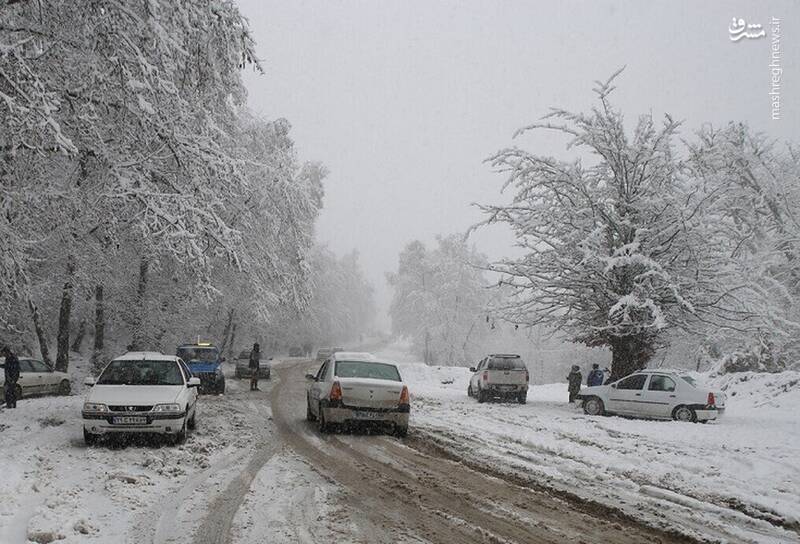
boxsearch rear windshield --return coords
[334,361,401,381]
[681,375,697,387]
[488,357,526,370]
[98,360,184,386]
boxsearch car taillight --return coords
[399,385,409,404]
[330,381,343,402]
[525,370,530,382]
[707,392,716,407]
[482,371,488,381]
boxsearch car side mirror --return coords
[84,377,96,387]
[611,383,617,389]
[188,377,201,388]
[268,357,273,361]
[305,373,316,381]
[220,357,226,363]
[469,367,476,373]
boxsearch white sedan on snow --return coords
[82,352,200,445]
[578,369,726,422]
[1,357,71,400]
[305,351,410,437]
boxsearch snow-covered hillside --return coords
[388,356,800,544]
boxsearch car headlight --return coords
[153,403,181,412]
[83,402,108,412]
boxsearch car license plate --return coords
[498,385,514,391]
[352,411,382,420]
[112,416,147,425]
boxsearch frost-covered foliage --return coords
[277,246,376,348]
[477,71,749,379]
[686,123,800,369]
[0,1,324,366]
[388,235,491,366]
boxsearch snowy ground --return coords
[377,345,800,544]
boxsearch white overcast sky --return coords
[237,0,799,329]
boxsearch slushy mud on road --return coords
[267,360,693,544]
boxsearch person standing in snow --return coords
[2,346,21,408]
[586,363,604,387]
[566,365,582,403]
[249,343,261,391]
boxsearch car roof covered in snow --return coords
[113,351,178,362]
[331,351,378,363]
[636,368,691,375]
[488,353,520,358]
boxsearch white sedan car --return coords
[578,369,726,422]
[82,352,200,445]
[305,352,410,437]
[1,357,71,400]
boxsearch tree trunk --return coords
[218,309,235,354]
[91,285,105,373]
[55,257,76,372]
[71,317,87,353]
[27,294,52,366]
[609,335,655,380]
[227,320,237,359]
[130,257,149,350]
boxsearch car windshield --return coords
[334,361,401,381]
[177,347,218,362]
[681,375,697,387]
[488,357,526,370]
[98,360,184,386]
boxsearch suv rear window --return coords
[334,361,401,381]
[487,357,526,370]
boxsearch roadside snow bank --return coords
[390,355,800,544]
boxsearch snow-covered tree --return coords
[477,71,749,379]
[388,235,490,366]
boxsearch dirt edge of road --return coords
[407,428,705,544]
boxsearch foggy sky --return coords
[237,0,799,330]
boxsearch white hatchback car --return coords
[578,369,726,422]
[305,352,410,437]
[82,352,200,445]
[1,357,71,400]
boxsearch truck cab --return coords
[176,343,226,394]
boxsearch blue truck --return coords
[176,342,226,394]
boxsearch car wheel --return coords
[317,403,330,433]
[218,379,226,395]
[306,396,317,422]
[518,393,527,404]
[477,388,487,403]
[58,380,71,396]
[83,428,98,446]
[583,397,605,416]
[395,425,408,438]
[172,419,187,445]
[467,385,473,397]
[672,405,697,423]
[187,407,197,430]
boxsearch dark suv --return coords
[176,343,226,394]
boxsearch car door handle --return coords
[635,393,641,396]
[669,394,676,398]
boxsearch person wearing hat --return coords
[249,343,261,391]
[566,365,582,403]
[587,363,605,387]
[2,346,21,408]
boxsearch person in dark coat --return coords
[2,346,21,408]
[249,343,261,391]
[566,365,582,403]
[586,363,604,387]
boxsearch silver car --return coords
[305,352,410,437]
[234,350,271,379]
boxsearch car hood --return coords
[86,385,182,405]
[186,361,219,373]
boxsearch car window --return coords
[18,360,34,373]
[98,360,184,386]
[29,360,51,373]
[681,375,697,387]
[648,375,676,392]
[487,357,526,370]
[616,374,647,390]
[176,347,219,362]
[334,361,401,382]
